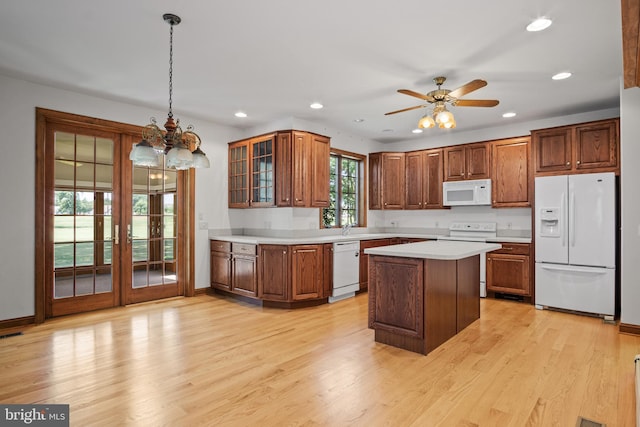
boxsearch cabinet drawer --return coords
[210,240,231,253]
[232,243,257,255]
[491,243,530,255]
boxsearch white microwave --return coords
[443,179,492,206]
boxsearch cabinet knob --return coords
[384,202,388,206]
[460,172,464,176]
[467,172,471,176]
[285,198,290,201]
[283,250,287,254]
[566,162,570,166]
[418,202,422,206]
[576,160,581,165]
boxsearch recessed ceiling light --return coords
[526,17,552,32]
[354,118,365,123]
[502,112,516,118]
[310,102,323,109]
[552,72,572,80]
[234,111,247,118]
[412,128,423,134]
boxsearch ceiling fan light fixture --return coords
[310,102,323,109]
[418,114,435,129]
[527,17,552,32]
[439,119,456,129]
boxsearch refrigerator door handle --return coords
[569,191,576,247]
[540,264,609,274]
[560,193,566,247]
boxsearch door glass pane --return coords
[52,131,114,300]
[133,240,148,262]
[165,170,177,192]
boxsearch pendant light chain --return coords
[168,21,174,119]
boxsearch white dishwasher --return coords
[330,241,360,303]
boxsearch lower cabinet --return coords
[258,245,290,301]
[486,243,531,296]
[291,244,324,300]
[210,240,257,297]
[359,239,392,292]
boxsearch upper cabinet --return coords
[228,134,275,208]
[405,149,444,209]
[229,130,330,208]
[491,136,531,207]
[369,152,405,209]
[443,142,490,181]
[532,118,619,176]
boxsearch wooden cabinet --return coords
[359,238,392,291]
[405,149,444,209]
[275,131,330,208]
[230,130,330,209]
[291,244,324,300]
[210,240,231,291]
[369,152,405,209]
[443,142,489,181]
[486,243,531,297]
[532,118,619,175]
[323,243,333,298]
[210,240,257,297]
[258,245,290,301]
[491,137,531,207]
[228,134,275,208]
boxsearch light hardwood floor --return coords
[0,293,638,426]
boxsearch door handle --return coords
[114,225,119,245]
[127,224,132,245]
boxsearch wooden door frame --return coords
[34,108,195,323]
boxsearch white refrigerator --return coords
[534,172,616,318]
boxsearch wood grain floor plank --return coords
[0,293,638,426]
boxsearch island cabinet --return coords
[531,118,619,176]
[443,142,489,181]
[369,152,405,209]
[275,131,330,208]
[210,240,258,297]
[490,136,531,207]
[368,253,482,355]
[405,149,444,209]
[486,243,531,297]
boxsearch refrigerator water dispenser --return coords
[539,208,560,237]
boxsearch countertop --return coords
[208,231,530,245]
[364,240,502,260]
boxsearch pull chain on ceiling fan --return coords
[385,76,499,129]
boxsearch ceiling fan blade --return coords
[384,104,427,115]
[398,89,435,102]
[448,79,488,99]
[454,99,499,107]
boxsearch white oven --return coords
[438,222,497,297]
[443,179,492,206]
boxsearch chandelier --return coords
[129,13,210,170]
[418,101,456,129]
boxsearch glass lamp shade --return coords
[418,115,435,129]
[165,142,194,170]
[130,140,161,167]
[191,147,211,168]
[439,119,456,129]
[435,110,454,124]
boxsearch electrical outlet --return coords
[199,221,208,230]
[507,222,512,230]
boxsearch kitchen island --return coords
[365,240,501,355]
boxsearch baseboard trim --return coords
[194,288,209,296]
[619,323,640,336]
[0,315,35,331]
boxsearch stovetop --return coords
[439,222,497,241]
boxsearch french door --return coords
[37,109,192,319]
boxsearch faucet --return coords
[341,223,352,236]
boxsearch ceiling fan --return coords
[385,76,499,129]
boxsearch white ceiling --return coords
[0,1,623,143]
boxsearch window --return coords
[322,149,366,228]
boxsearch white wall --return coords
[0,73,241,319]
[620,84,640,326]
